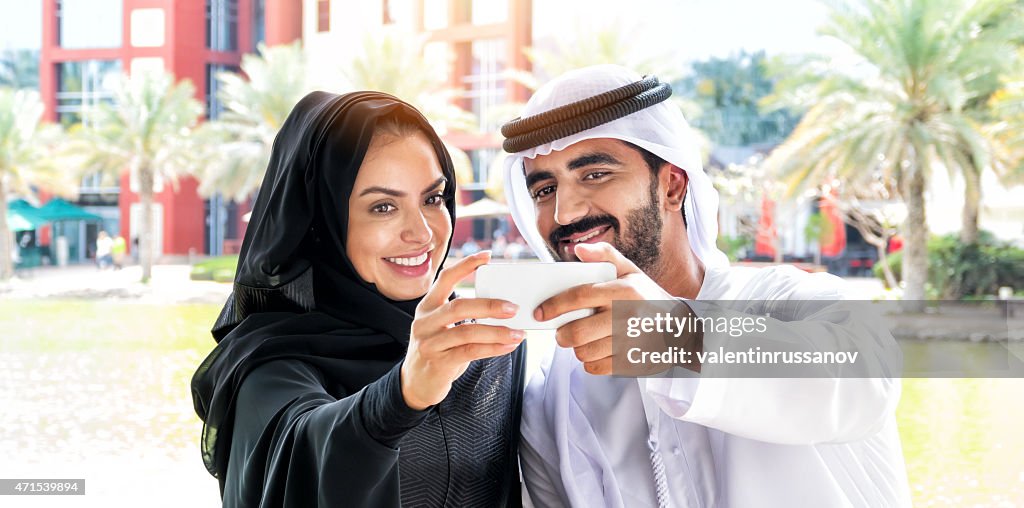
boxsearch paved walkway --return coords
[1,263,232,304]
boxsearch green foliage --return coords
[189,255,239,282]
[195,42,312,202]
[0,49,39,89]
[804,212,825,243]
[677,51,801,146]
[874,233,1024,298]
[68,70,204,184]
[717,234,753,262]
[764,0,1024,198]
[0,88,68,194]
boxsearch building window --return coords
[423,0,448,30]
[383,0,413,25]
[471,0,506,25]
[464,39,507,133]
[206,0,239,51]
[205,63,237,119]
[252,0,265,47]
[468,148,499,190]
[57,0,123,49]
[55,59,122,127]
[317,0,330,32]
[130,8,165,47]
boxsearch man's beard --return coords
[546,182,663,274]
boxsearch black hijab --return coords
[191,91,458,480]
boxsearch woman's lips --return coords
[383,249,432,277]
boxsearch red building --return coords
[36,0,302,260]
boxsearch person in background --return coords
[460,237,481,257]
[95,231,113,270]
[111,235,127,270]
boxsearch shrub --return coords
[190,255,239,282]
[874,232,1024,299]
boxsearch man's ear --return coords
[662,164,688,212]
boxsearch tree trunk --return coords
[960,167,980,245]
[902,167,928,308]
[0,176,12,281]
[876,244,898,290]
[139,164,155,283]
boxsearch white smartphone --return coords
[474,262,617,330]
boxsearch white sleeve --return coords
[520,430,568,508]
[519,348,573,508]
[646,274,902,445]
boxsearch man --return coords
[501,65,909,507]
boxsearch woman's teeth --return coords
[385,252,429,266]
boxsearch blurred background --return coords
[1,0,1023,506]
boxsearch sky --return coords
[532,0,845,63]
[0,0,843,59]
[0,0,42,50]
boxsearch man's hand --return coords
[534,242,681,375]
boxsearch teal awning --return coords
[37,198,102,222]
[6,200,49,231]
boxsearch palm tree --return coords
[0,88,66,280]
[762,0,1022,302]
[990,62,1024,186]
[342,28,477,195]
[195,42,311,202]
[70,70,203,282]
[0,49,40,89]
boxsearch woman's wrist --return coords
[399,362,432,411]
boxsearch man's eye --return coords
[532,185,555,200]
[583,171,609,180]
[372,203,396,214]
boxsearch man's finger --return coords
[582,356,613,376]
[420,251,491,311]
[574,242,640,277]
[536,279,638,322]
[573,336,612,364]
[554,310,611,348]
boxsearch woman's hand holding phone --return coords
[401,251,525,411]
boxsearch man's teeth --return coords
[386,252,429,266]
[571,228,604,243]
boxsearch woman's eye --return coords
[372,203,396,214]
[532,185,555,200]
[425,193,446,206]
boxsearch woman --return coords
[191,91,526,507]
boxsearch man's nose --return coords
[554,187,590,226]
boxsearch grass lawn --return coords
[1,299,1021,506]
[190,255,240,282]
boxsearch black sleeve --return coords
[221,359,424,508]
[359,361,432,448]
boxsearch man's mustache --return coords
[548,215,620,250]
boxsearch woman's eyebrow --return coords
[422,176,447,194]
[358,176,448,198]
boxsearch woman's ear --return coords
[662,164,689,212]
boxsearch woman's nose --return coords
[400,210,433,245]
